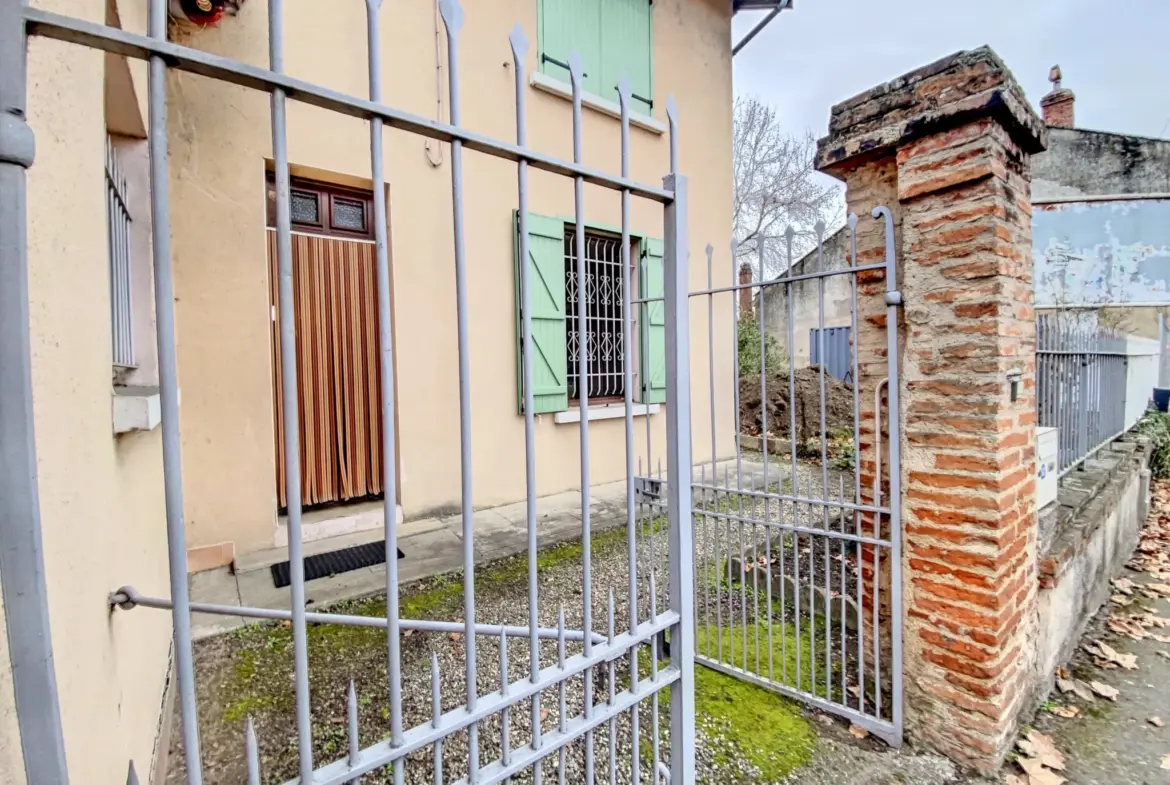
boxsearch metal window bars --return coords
[106,136,135,369]
[1037,310,1131,477]
[567,231,628,400]
[3,1,695,784]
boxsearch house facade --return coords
[7,0,738,782]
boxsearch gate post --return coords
[816,48,1048,771]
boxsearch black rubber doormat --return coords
[271,541,405,589]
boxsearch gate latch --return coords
[635,476,663,505]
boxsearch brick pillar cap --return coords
[814,46,1048,177]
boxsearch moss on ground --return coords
[696,620,833,698]
[693,665,814,780]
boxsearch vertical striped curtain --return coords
[268,231,384,509]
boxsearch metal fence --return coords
[1037,311,1131,477]
[2,1,696,783]
[809,326,852,382]
[656,214,905,745]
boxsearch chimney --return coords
[1040,65,1075,129]
[738,262,754,318]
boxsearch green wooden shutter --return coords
[599,0,653,113]
[538,0,601,96]
[515,212,569,414]
[639,237,666,404]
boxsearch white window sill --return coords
[553,403,660,424]
[113,385,178,434]
[113,385,162,434]
[529,72,666,135]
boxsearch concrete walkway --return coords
[188,457,784,639]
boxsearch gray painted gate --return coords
[0,2,904,782]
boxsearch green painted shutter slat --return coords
[639,237,666,404]
[539,0,601,95]
[599,0,653,113]
[515,212,569,414]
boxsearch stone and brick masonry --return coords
[815,47,1048,772]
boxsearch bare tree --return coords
[733,96,843,280]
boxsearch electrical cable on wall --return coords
[425,0,445,167]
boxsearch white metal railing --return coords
[1037,311,1158,476]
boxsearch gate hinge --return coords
[885,290,903,307]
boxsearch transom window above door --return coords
[265,177,375,240]
[538,0,654,115]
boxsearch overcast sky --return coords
[732,0,1170,142]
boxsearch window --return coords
[566,230,627,400]
[538,0,654,114]
[266,177,375,240]
[106,137,134,369]
[514,212,664,414]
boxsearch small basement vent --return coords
[271,542,405,589]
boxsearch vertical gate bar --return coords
[814,221,831,700]
[847,215,864,711]
[508,27,546,784]
[431,654,444,785]
[246,718,261,785]
[607,591,617,785]
[267,1,313,776]
[838,474,846,704]
[437,3,481,777]
[143,0,211,780]
[614,76,640,785]
[723,246,740,667]
[499,630,511,775]
[649,571,661,779]
[663,161,696,783]
[706,243,717,657]
[565,51,596,785]
[875,206,904,743]
[0,1,71,781]
[783,227,799,691]
[364,4,405,781]
[756,240,773,680]
[751,475,761,675]
[347,681,361,785]
[556,608,567,785]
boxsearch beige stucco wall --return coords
[13,1,175,782]
[168,0,736,554]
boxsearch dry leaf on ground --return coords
[1090,681,1120,700]
[1005,776,1027,785]
[1113,577,1137,595]
[1149,716,1165,728]
[1149,583,1170,596]
[1049,705,1079,718]
[1162,755,1170,770]
[1018,730,1065,770]
[1111,594,1132,606]
[1085,640,1139,670]
[1159,651,1170,662]
[1018,756,1067,785]
[848,724,869,739]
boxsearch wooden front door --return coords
[266,178,388,510]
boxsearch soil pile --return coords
[739,365,855,442]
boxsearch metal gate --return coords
[675,214,904,745]
[1,1,696,783]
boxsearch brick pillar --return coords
[739,262,754,318]
[816,47,1047,770]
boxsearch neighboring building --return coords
[760,64,1170,368]
[8,0,743,781]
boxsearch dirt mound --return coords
[739,365,855,442]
